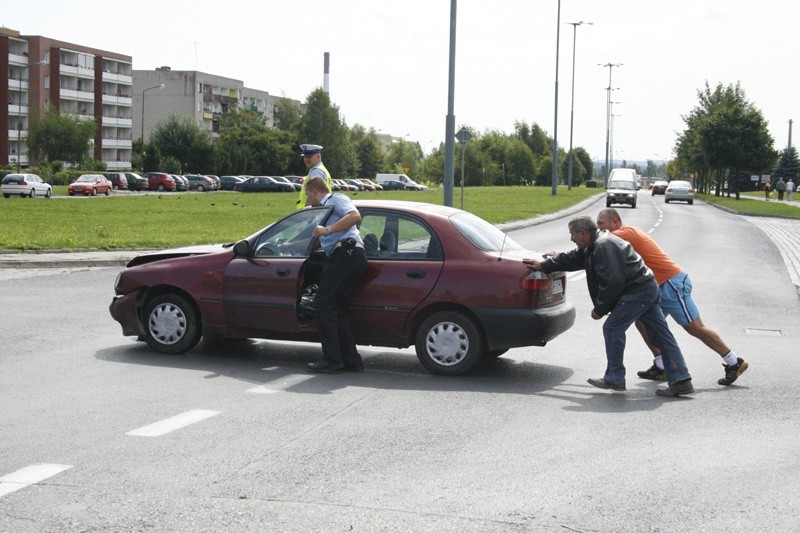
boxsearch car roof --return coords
[352,199,461,217]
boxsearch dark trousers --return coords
[313,246,367,366]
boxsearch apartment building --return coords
[0,28,133,170]
[133,67,299,141]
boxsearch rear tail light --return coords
[688,188,694,193]
[521,271,551,291]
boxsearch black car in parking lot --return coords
[220,176,245,190]
[124,172,149,191]
[234,176,294,193]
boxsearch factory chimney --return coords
[323,52,330,94]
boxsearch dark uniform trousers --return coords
[313,245,367,366]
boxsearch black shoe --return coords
[718,358,748,385]
[307,361,345,373]
[637,361,667,381]
[587,378,626,391]
[656,379,694,397]
[344,362,365,373]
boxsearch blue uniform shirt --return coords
[318,193,363,255]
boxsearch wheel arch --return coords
[407,302,488,348]
[140,284,202,321]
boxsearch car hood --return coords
[126,243,234,267]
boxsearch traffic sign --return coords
[455,127,472,143]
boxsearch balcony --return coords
[102,71,133,85]
[7,130,27,141]
[102,94,133,106]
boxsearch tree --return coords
[273,96,304,133]
[351,125,385,179]
[773,146,800,181]
[213,108,296,176]
[297,88,356,178]
[675,82,776,198]
[573,147,594,184]
[149,113,213,173]
[27,104,95,167]
[386,139,423,177]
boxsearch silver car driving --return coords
[664,180,694,204]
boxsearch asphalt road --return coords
[1,192,798,532]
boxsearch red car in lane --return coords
[109,200,575,375]
[68,174,112,196]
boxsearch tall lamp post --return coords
[598,62,622,184]
[141,84,164,142]
[13,59,48,172]
[566,21,591,190]
[610,101,621,170]
[443,0,457,207]
[550,0,562,196]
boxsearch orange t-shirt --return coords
[612,225,682,285]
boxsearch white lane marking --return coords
[0,464,73,498]
[247,373,316,394]
[126,409,220,437]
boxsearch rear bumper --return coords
[474,302,576,351]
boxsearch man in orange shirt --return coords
[596,208,749,386]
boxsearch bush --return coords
[585,180,604,188]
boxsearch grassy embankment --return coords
[697,193,800,218]
[0,186,601,250]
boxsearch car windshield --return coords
[450,212,522,252]
[608,181,635,190]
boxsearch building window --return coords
[44,75,49,89]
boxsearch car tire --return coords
[113,185,119,190]
[143,293,202,354]
[631,202,637,208]
[2,194,9,198]
[197,185,205,192]
[158,184,166,191]
[91,188,97,196]
[45,188,52,198]
[29,189,35,198]
[105,188,110,196]
[415,311,484,375]
[688,200,694,205]
[606,201,612,207]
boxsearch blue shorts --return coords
[659,272,700,326]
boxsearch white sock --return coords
[654,355,665,370]
[722,351,738,366]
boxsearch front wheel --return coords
[158,184,166,191]
[415,311,484,375]
[197,185,205,192]
[665,198,670,203]
[105,188,110,196]
[45,188,52,198]
[91,188,97,196]
[143,293,202,354]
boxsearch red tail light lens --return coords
[521,272,551,291]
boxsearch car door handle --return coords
[276,267,291,277]
[406,270,426,279]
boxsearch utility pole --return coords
[598,62,622,185]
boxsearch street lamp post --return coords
[550,0,562,196]
[566,21,591,190]
[141,84,165,142]
[610,101,621,170]
[13,59,47,172]
[443,0,457,207]
[598,62,622,185]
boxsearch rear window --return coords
[2,174,24,184]
[451,212,522,253]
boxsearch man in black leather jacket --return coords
[524,216,693,397]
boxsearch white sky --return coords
[4,0,798,162]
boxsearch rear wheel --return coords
[688,200,693,205]
[29,189,35,198]
[105,188,110,196]
[158,184,166,191]
[143,293,202,354]
[665,198,670,203]
[91,188,97,196]
[606,201,612,207]
[197,185,205,192]
[2,194,9,198]
[415,311,484,375]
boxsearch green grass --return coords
[698,193,800,218]
[0,186,600,250]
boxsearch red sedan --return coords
[68,174,112,196]
[109,200,575,375]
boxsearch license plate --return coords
[551,279,563,294]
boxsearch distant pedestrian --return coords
[764,182,770,201]
[297,144,333,210]
[787,179,795,201]
[775,178,786,201]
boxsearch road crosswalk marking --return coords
[126,409,220,437]
[0,464,73,498]
[246,373,316,394]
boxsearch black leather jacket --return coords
[541,230,655,316]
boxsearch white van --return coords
[606,168,639,208]
[375,173,426,190]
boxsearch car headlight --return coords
[114,271,123,293]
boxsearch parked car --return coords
[344,179,365,191]
[69,174,112,196]
[235,176,294,193]
[142,172,177,192]
[124,172,149,191]
[605,179,638,208]
[651,180,669,196]
[361,178,383,190]
[272,176,302,191]
[380,180,407,191]
[334,179,357,191]
[285,176,305,187]
[2,173,52,198]
[103,172,128,190]
[665,180,694,204]
[205,174,221,190]
[109,200,576,375]
[171,175,189,191]
[354,179,377,191]
[220,176,244,191]
[185,174,214,192]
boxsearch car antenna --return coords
[498,231,508,262]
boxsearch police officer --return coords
[297,144,333,210]
[304,176,367,373]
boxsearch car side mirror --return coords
[233,240,250,257]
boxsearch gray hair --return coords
[568,216,597,235]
